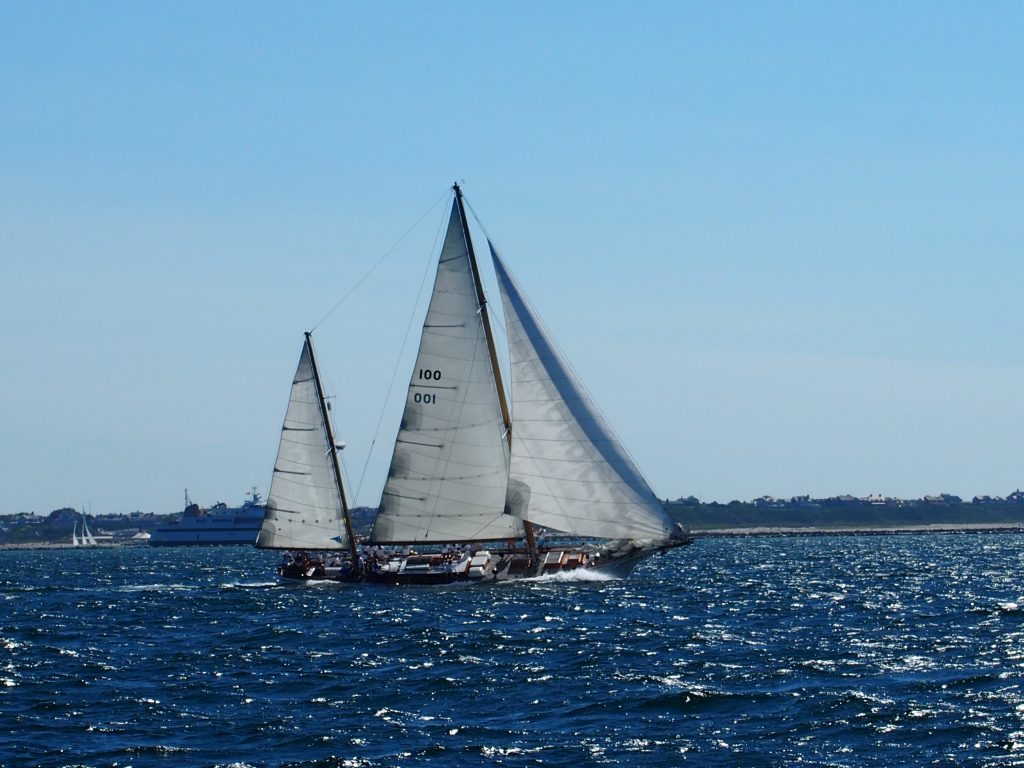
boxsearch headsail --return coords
[491,244,679,541]
[257,336,352,551]
[371,199,524,544]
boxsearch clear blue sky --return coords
[2,2,1022,515]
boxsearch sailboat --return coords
[81,513,98,546]
[72,511,98,547]
[257,184,692,583]
[256,332,361,580]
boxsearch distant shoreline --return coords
[0,542,141,551]
[693,522,1024,537]
[3,522,1024,551]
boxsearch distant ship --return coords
[149,489,265,547]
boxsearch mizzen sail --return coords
[491,244,678,541]
[257,338,351,551]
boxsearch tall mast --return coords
[452,183,539,559]
[304,331,360,565]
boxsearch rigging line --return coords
[462,194,496,245]
[463,510,525,544]
[338,450,354,514]
[461,193,514,409]
[311,187,451,332]
[352,190,454,506]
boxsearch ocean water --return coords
[2,534,1023,767]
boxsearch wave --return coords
[7,532,1024,767]
[220,581,279,590]
[518,569,618,584]
[119,583,197,593]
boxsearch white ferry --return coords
[149,489,265,547]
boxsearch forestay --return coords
[372,204,524,544]
[491,244,678,541]
[257,342,350,550]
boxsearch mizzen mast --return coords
[305,331,360,566]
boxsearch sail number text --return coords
[414,369,442,405]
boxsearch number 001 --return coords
[418,369,442,380]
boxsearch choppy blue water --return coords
[2,534,1024,767]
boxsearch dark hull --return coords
[277,538,693,586]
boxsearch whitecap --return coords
[121,583,194,592]
[520,568,617,583]
[221,581,279,589]
[481,746,543,757]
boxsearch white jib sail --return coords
[372,203,523,544]
[257,341,349,550]
[491,243,678,541]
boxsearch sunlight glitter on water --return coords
[2,534,1024,766]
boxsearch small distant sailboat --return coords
[72,511,99,547]
[257,184,692,584]
[82,514,98,546]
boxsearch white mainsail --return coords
[71,521,80,547]
[257,339,351,550]
[371,202,523,544]
[491,243,679,541]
